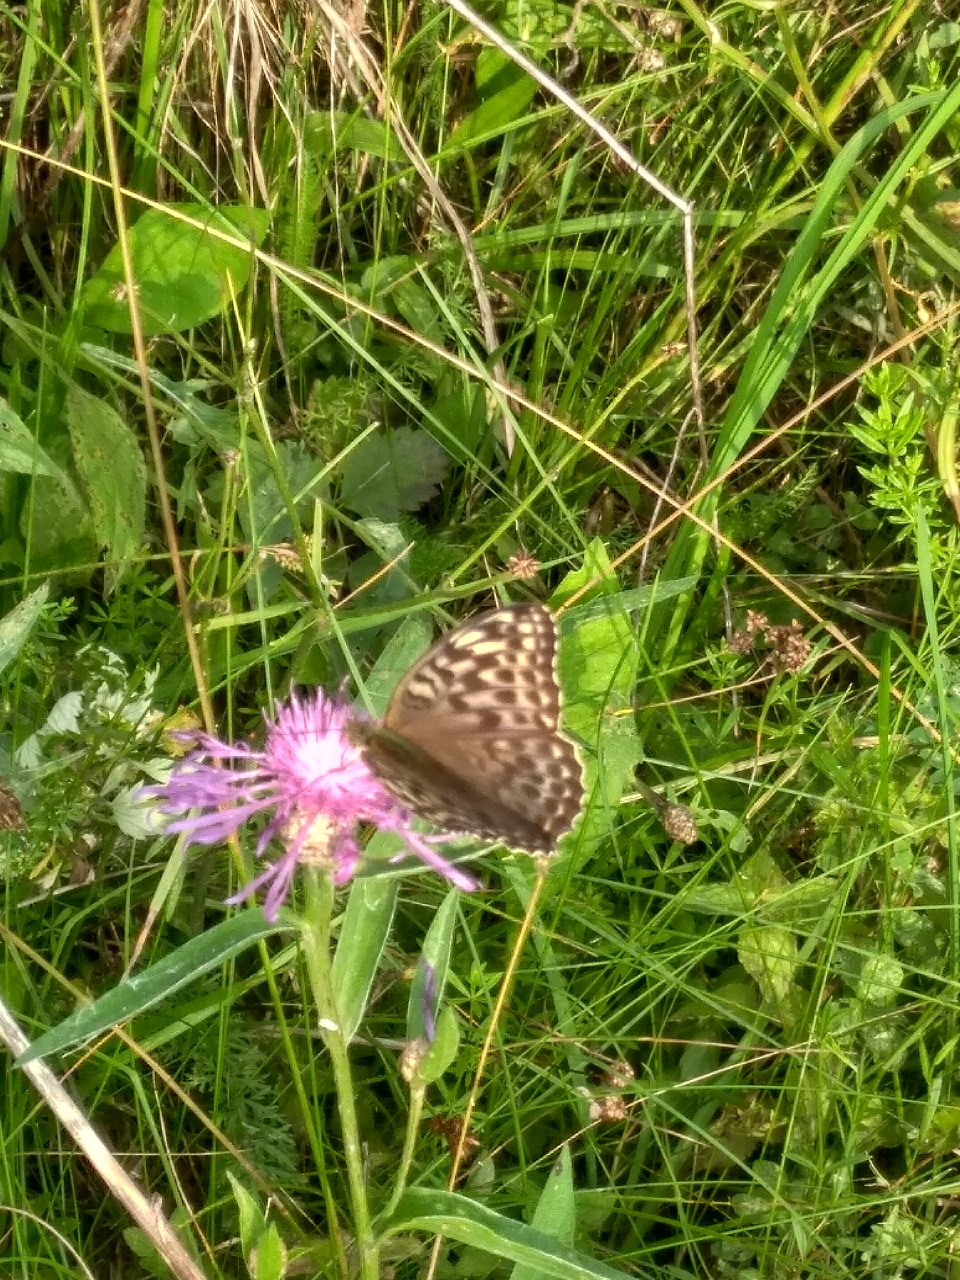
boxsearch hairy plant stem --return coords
[302,868,378,1280]
[380,1083,425,1223]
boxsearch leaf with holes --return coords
[65,386,146,592]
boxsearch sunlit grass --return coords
[1,1,959,1276]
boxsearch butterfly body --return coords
[354,604,583,851]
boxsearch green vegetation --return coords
[2,2,960,1277]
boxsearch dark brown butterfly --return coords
[352,604,583,851]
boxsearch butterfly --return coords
[351,603,584,852]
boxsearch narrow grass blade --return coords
[18,910,280,1064]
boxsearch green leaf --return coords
[20,466,97,576]
[379,1189,633,1280]
[512,1144,575,1280]
[684,882,754,917]
[361,610,434,715]
[0,582,49,678]
[18,910,282,1063]
[123,1206,200,1278]
[857,954,905,1008]
[417,1004,460,1084]
[555,544,643,848]
[0,398,64,479]
[406,887,460,1042]
[304,110,400,162]
[80,203,271,335]
[444,51,537,152]
[228,1172,269,1264]
[65,386,146,592]
[555,543,638,704]
[738,924,798,1008]
[330,863,398,1043]
[361,256,443,340]
[496,0,632,53]
[226,1177,286,1280]
[251,1225,285,1280]
[340,426,450,519]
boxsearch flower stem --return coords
[380,1083,425,1222]
[301,868,378,1280]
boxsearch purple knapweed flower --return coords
[145,689,475,921]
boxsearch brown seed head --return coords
[506,550,541,581]
[767,621,811,674]
[662,804,699,845]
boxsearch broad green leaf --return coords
[228,1173,269,1264]
[344,519,414,615]
[361,256,443,340]
[0,399,64,479]
[406,887,459,1042]
[512,1144,575,1280]
[738,924,798,1008]
[390,275,442,340]
[18,910,282,1063]
[65,386,146,592]
[857,954,905,1008]
[340,427,450,519]
[0,582,48,677]
[737,850,787,898]
[684,881,757,916]
[379,1189,633,1280]
[304,110,400,162]
[564,577,697,622]
[501,0,632,53]
[555,545,642,848]
[359,610,434,715]
[20,466,97,574]
[684,856,838,924]
[444,51,537,152]
[555,542,638,704]
[80,203,271,335]
[123,1206,200,1278]
[251,1224,284,1280]
[431,382,488,465]
[417,1004,460,1084]
[330,861,398,1043]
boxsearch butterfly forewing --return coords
[357,604,583,851]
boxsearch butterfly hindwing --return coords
[356,725,563,851]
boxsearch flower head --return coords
[144,689,475,920]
